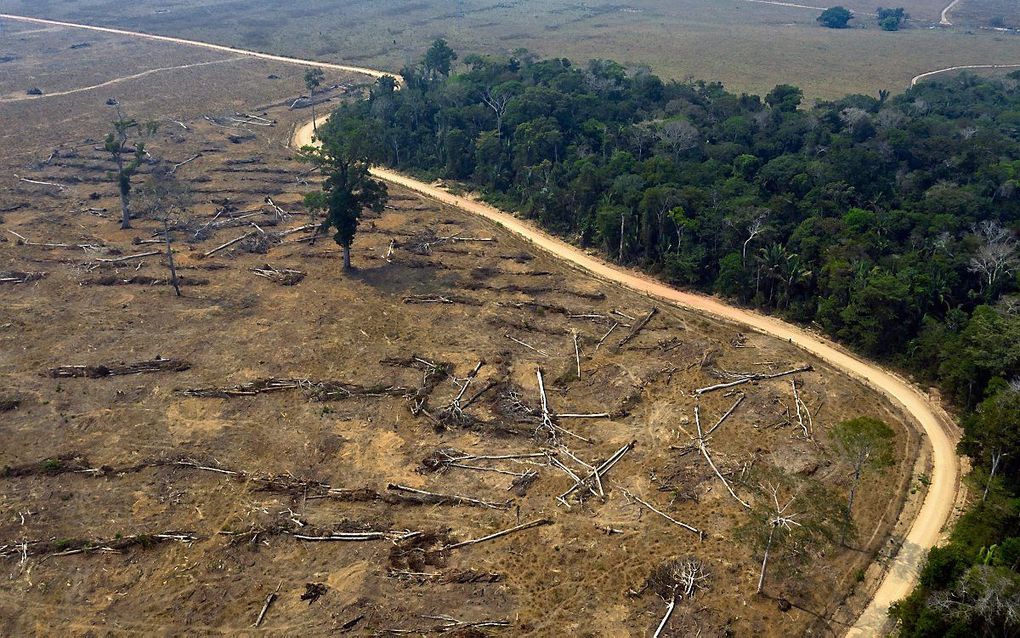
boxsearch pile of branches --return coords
[1,532,198,559]
[82,274,209,287]
[0,454,146,478]
[388,528,455,572]
[251,264,305,286]
[180,377,409,401]
[402,228,495,255]
[0,271,47,284]
[47,357,190,378]
[239,232,282,254]
[402,293,482,306]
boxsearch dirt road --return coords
[0,14,398,81]
[3,12,961,635]
[296,117,959,635]
[940,0,963,25]
[0,57,243,103]
[912,63,1020,85]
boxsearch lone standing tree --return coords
[304,68,325,135]
[105,105,151,229]
[817,6,853,28]
[301,115,387,271]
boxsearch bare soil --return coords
[0,29,923,637]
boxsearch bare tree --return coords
[137,164,192,296]
[737,209,770,266]
[304,68,325,135]
[646,557,711,637]
[755,483,801,595]
[105,104,153,230]
[928,565,1020,633]
[968,220,1018,292]
[657,119,700,161]
[482,86,512,140]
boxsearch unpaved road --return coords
[0,14,396,80]
[3,12,961,636]
[913,63,1020,85]
[0,57,243,103]
[940,0,963,25]
[301,118,959,637]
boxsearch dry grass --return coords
[3,0,1020,100]
[0,27,929,636]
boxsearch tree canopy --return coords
[300,114,388,271]
[818,6,853,28]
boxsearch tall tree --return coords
[301,115,388,271]
[304,68,326,135]
[423,38,457,80]
[138,164,191,296]
[105,105,151,230]
[959,389,1020,500]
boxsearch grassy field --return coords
[3,0,1020,100]
[950,0,1020,28]
[0,27,928,636]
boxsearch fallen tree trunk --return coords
[47,357,190,378]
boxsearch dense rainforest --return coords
[321,42,1020,634]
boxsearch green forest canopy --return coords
[321,44,1020,635]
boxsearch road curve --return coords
[940,0,963,26]
[0,14,398,81]
[912,63,1020,85]
[2,12,959,636]
[295,120,958,637]
[0,57,243,103]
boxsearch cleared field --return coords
[949,0,1020,28]
[3,0,1020,99]
[0,30,926,636]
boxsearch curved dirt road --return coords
[0,57,243,103]
[912,63,1020,85]
[3,12,959,636]
[295,121,958,637]
[0,14,398,81]
[940,0,963,26]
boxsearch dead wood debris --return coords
[645,557,711,638]
[388,529,455,572]
[402,293,482,306]
[82,274,209,287]
[442,518,552,551]
[1,454,148,478]
[47,357,190,378]
[1,532,198,559]
[388,568,503,584]
[251,264,306,285]
[386,484,512,510]
[615,307,659,350]
[694,365,812,395]
[300,582,328,604]
[383,616,511,634]
[180,377,408,401]
[0,271,47,284]
[402,228,495,255]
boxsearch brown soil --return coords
[0,27,921,637]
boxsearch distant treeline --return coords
[323,44,1019,635]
